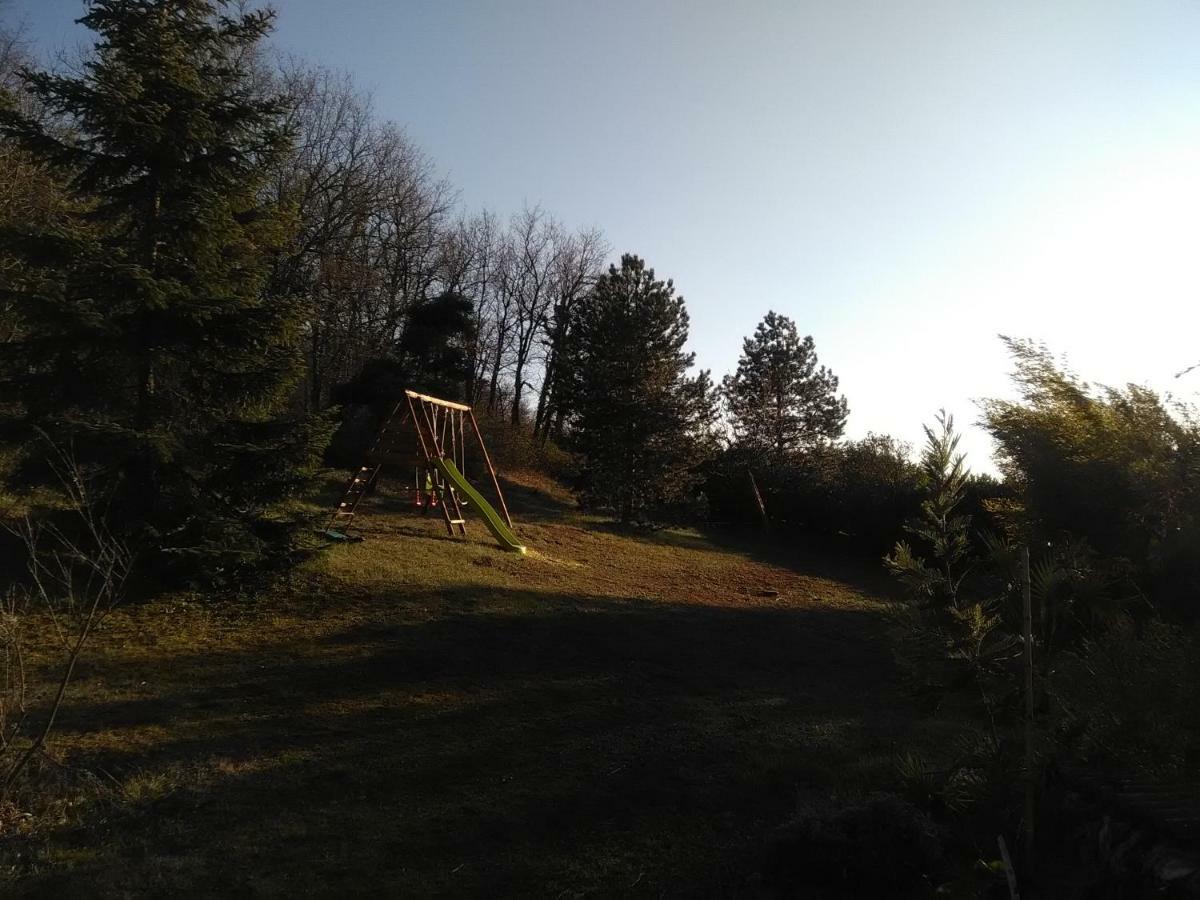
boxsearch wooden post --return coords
[998,834,1020,900]
[1021,546,1036,869]
[459,409,466,474]
[747,468,769,533]
[407,394,432,460]
[468,410,514,528]
[410,395,458,536]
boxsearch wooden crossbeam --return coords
[403,389,471,412]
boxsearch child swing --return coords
[414,401,469,513]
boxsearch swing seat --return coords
[318,529,364,543]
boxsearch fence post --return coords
[1021,546,1036,869]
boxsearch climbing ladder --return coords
[327,399,408,533]
[327,463,380,533]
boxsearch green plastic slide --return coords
[432,458,526,554]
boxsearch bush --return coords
[1052,616,1200,777]
[706,435,937,555]
[763,793,943,897]
[982,338,1200,620]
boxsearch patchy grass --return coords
[1,469,947,895]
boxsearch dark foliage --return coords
[0,0,332,585]
[332,291,476,408]
[763,794,943,897]
[982,337,1200,621]
[563,254,719,523]
[326,291,478,465]
[705,434,954,556]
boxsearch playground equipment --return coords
[327,390,525,554]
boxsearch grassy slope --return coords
[4,471,944,896]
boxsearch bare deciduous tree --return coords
[259,59,605,427]
[505,206,563,425]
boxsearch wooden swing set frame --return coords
[328,390,513,539]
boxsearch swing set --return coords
[326,390,525,553]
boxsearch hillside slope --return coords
[4,471,937,896]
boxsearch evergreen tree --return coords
[884,412,1018,727]
[0,0,329,583]
[885,411,973,609]
[566,254,716,524]
[722,311,847,459]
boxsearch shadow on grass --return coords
[696,526,901,599]
[495,473,577,524]
[581,518,897,601]
[588,521,719,555]
[8,586,927,896]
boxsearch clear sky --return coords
[8,0,1200,469]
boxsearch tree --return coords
[722,311,847,459]
[0,0,330,583]
[264,62,456,411]
[0,13,64,350]
[885,411,973,610]
[504,206,560,426]
[452,210,504,407]
[565,254,716,523]
[885,412,1018,729]
[334,291,477,408]
[982,337,1200,619]
[266,62,386,410]
[533,225,607,444]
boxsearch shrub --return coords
[705,434,940,555]
[472,409,577,482]
[1051,616,1200,777]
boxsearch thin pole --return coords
[410,394,455,535]
[468,409,513,528]
[407,394,432,460]
[747,468,769,533]
[1022,546,1036,869]
[459,410,466,474]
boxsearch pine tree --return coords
[722,311,847,459]
[885,411,973,609]
[565,254,716,524]
[884,412,1019,728]
[0,0,330,583]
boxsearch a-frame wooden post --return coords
[467,409,513,528]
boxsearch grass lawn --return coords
[2,471,946,896]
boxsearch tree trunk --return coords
[533,355,553,440]
[487,340,503,411]
[309,325,323,411]
[136,185,161,430]
[550,406,567,442]
[510,360,524,425]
